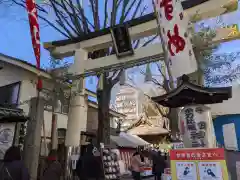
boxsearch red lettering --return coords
[167,24,186,56]
[160,0,173,21]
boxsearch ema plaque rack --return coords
[100,145,120,180]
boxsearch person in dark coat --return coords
[0,146,29,180]
[76,143,102,180]
[144,150,166,180]
[41,150,62,180]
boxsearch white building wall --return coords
[19,80,37,114]
[41,111,68,137]
[0,63,26,86]
[0,63,68,138]
[0,64,120,139]
[211,85,240,116]
[0,62,126,139]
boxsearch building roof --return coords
[110,136,138,148]
[126,116,169,136]
[0,53,51,79]
[152,75,232,108]
[0,53,125,118]
[128,124,169,136]
[0,106,28,123]
[111,133,149,148]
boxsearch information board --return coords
[170,148,228,180]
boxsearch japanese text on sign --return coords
[154,0,197,78]
[185,108,199,147]
[167,24,186,56]
[159,0,186,56]
[184,107,207,148]
[170,148,225,161]
[160,0,173,20]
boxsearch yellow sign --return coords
[170,148,229,180]
[227,24,239,37]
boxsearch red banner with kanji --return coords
[26,0,42,90]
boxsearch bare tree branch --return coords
[156,62,167,80]
[110,0,117,26]
[50,0,77,37]
[103,0,109,28]
[64,0,83,34]
[142,35,158,47]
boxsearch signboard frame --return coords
[170,148,229,180]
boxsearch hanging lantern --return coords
[97,73,104,90]
[144,64,152,82]
[119,70,126,86]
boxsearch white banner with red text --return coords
[154,0,197,78]
[178,105,216,148]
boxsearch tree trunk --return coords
[168,108,179,134]
[97,84,112,146]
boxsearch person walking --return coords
[41,150,62,180]
[0,146,29,180]
[76,143,102,180]
[130,152,144,180]
[150,150,166,180]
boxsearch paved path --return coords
[121,175,154,180]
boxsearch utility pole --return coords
[23,97,44,180]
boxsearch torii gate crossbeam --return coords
[44,0,239,77]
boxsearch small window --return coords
[0,82,20,107]
[61,105,69,114]
[58,128,66,138]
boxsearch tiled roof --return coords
[0,106,28,122]
[128,125,169,136]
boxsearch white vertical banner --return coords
[178,105,216,148]
[154,0,197,78]
[223,123,238,151]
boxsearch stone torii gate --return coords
[44,11,239,147]
[43,1,239,177]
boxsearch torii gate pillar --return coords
[64,49,88,179]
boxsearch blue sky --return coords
[1,1,240,94]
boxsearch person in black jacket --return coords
[76,156,86,180]
[0,146,30,180]
[41,150,62,180]
[143,150,166,180]
[76,143,102,180]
